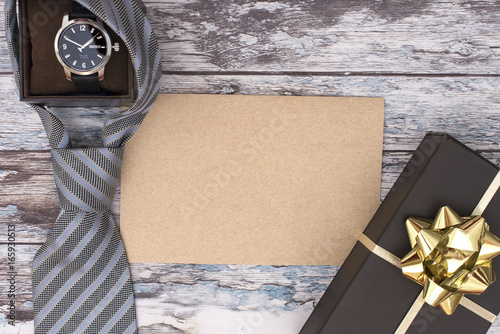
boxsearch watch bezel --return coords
[54,17,112,77]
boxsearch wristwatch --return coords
[54,2,119,94]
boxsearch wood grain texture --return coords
[0,245,340,333]
[0,149,419,245]
[149,0,500,74]
[2,74,500,150]
[0,150,122,243]
[2,0,500,73]
[1,0,500,333]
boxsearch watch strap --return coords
[68,2,101,94]
[71,72,101,94]
[68,2,96,20]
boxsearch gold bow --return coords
[401,206,500,315]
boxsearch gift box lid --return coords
[300,132,500,334]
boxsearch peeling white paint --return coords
[0,170,18,181]
[200,22,219,32]
[239,33,259,46]
[269,31,316,55]
[253,2,289,12]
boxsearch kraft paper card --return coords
[121,94,384,265]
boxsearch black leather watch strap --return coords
[71,72,101,94]
[68,2,101,94]
[68,2,96,20]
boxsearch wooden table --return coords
[2,0,500,333]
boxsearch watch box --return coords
[17,0,146,107]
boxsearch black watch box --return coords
[17,0,147,107]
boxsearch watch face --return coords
[56,21,109,73]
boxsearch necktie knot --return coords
[51,147,123,212]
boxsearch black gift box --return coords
[300,133,500,334]
[17,0,146,107]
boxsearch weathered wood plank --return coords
[146,0,500,73]
[2,247,500,333]
[157,74,500,151]
[0,150,121,243]
[0,243,338,333]
[1,1,500,73]
[1,74,500,151]
[2,150,500,244]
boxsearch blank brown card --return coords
[121,94,384,265]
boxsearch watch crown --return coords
[112,42,120,52]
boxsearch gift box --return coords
[300,132,500,333]
[17,0,146,107]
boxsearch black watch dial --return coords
[57,21,108,73]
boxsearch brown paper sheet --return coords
[121,94,384,265]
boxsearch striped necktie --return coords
[4,0,161,333]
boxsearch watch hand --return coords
[79,33,100,52]
[63,36,84,49]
